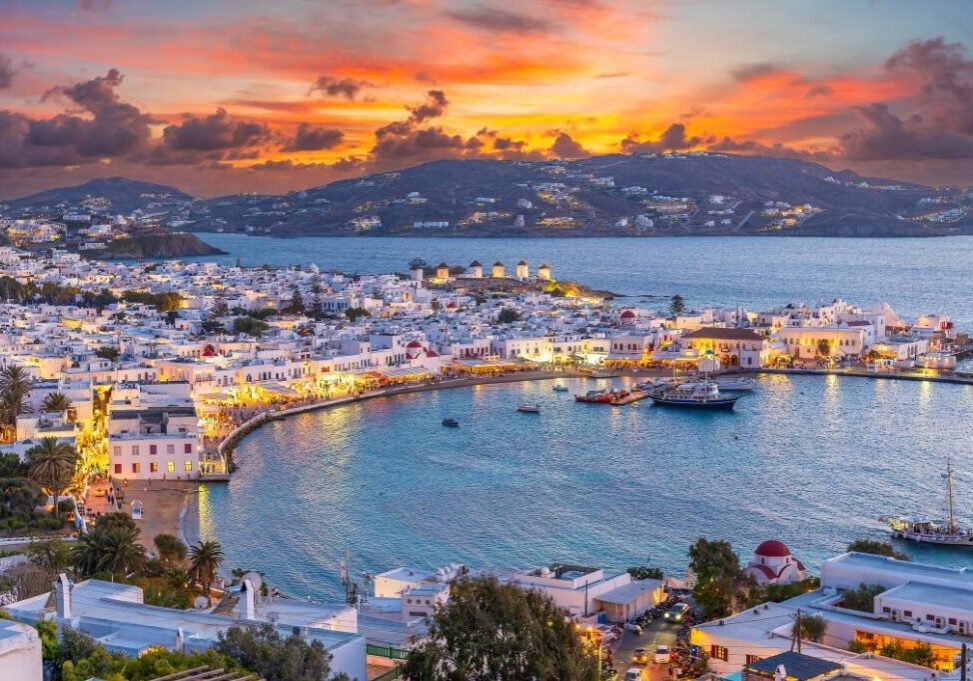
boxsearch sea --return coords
[180,233,973,600]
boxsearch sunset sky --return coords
[1,0,973,197]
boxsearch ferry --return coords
[714,376,756,392]
[517,403,541,413]
[441,418,459,428]
[647,382,739,410]
[881,459,973,546]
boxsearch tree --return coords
[688,538,744,618]
[73,512,147,578]
[42,392,74,420]
[846,539,910,561]
[188,540,225,605]
[0,451,26,476]
[286,285,305,314]
[403,575,598,681]
[211,294,230,318]
[496,307,522,324]
[345,307,370,322]
[232,316,270,337]
[94,346,120,362]
[154,533,187,565]
[840,583,885,612]
[669,294,685,316]
[817,339,832,360]
[24,537,73,579]
[794,612,826,642]
[627,565,664,581]
[25,437,79,521]
[216,623,347,681]
[0,364,34,437]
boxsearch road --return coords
[610,616,681,681]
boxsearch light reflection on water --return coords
[194,375,973,600]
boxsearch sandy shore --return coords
[116,480,200,551]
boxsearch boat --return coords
[880,459,973,546]
[517,403,541,413]
[441,418,459,427]
[610,390,649,405]
[575,389,615,403]
[552,384,570,393]
[647,381,739,409]
[714,376,756,392]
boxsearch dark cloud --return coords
[447,5,552,34]
[308,75,372,100]
[731,62,780,82]
[282,123,344,152]
[707,136,831,161]
[372,126,480,161]
[0,54,17,89]
[838,103,973,161]
[620,123,701,154]
[78,0,113,10]
[549,131,589,158]
[407,90,448,124]
[805,84,834,98]
[885,37,973,136]
[161,108,270,152]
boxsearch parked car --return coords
[624,668,644,681]
[631,648,649,665]
[664,602,690,623]
[654,644,671,664]
[625,622,642,635]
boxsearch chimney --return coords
[243,578,257,620]
[55,573,72,619]
[175,627,185,653]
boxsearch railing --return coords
[366,644,410,660]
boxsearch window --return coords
[113,446,121,457]
[168,462,175,473]
[114,464,122,474]
[927,614,936,621]
[950,618,958,625]
[131,445,139,456]
[746,655,761,665]
[882,606,891,613]
[150,445,157,455]
[150,462,158,473]
[904,610,913,618]
[184,461,193,472]
[711,646,728,662]
[132,463,140,474]
[167,444,175,455]
[184,443,193,454]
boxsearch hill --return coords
[89,232,225,260]
[191,154,970,237]
[6,177,191,214]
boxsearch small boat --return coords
[647,381,739,409]
[552,384,570,393]
[575,389,614,403]
[714,376,756,392]
[610,390,649,405]
[880,459,973,547]
[441,418,459,427]
[517,403,541,413]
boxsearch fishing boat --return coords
[647,381,739,409]
[552,384,570,393]
[517,403,541,413]
[575,389,616,404]
[714,376,756,392]
[880,459,973,546]
[441,418,459,428]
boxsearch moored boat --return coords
[517,403,541,413]
[714,376,756,392]
[552,384,570,393]
[441,418,459,427]
[880,459,973,547]
[610,390,649,405]
[647,381,739,409]
[575,389,615,403]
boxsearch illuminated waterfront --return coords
[193,372,973,600]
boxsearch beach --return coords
[119,481,201,551]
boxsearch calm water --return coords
[194,374,973,601]
[196,233,973,326]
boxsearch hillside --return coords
[191,154,970,237]
[90,233,225,259]
[6,177,192,214]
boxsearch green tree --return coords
[403,575,598,681]
[496,307,522,324]
[794,612,826,642]
[215,623,347,681]
[669,294,685,316]
[286,285,305,314]
[94,346,120,362]
[846,539,910,561]
[73,512,147,578]
[345,307,370,322]
[42,392,74,420]
[188,540,225,605]
[25,437,79,521]
[211,294,230,318]
[0,364,34,438]
[840,583,886,612]
[154,533,187,566]
[24,537,73,579]
[627,565,664,581]
[0,451,26,476]
[232,316,270,337]
[688,538,743,618]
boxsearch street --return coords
[610,616,681,681]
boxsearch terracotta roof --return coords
[681,327,764,341]
[755,539,791,557]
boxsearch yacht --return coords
[517,403,541,413]
[714,376,756,392]
[881,459,973,546]
[647,381,739,410]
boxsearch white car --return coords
[654,644,671,664]
[624,668,644,681]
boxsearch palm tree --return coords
[42,392,74,420]
[0,364,33,440]
[188,540,224,605]
[73,524,146,577]
[25,437,79,521]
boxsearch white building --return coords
[0,619,42,681]
[742,540,808,585]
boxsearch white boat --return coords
[552,384,570,392]
[517,403,541,413]
[880,459,973,547]
[647,381,739,410]
[714,376,756,392]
